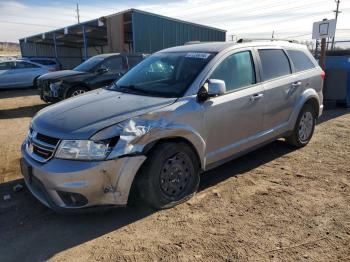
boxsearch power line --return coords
[0,20,59,28]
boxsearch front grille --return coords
[36,133,59,146]
[26,130,60,163]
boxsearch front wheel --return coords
[66,86,88,98]
[137,142,200,209]
[285,104,316,147]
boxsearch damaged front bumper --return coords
[21,143,146,211]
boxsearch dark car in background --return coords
[37,53,147,102]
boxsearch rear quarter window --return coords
[286,50,315,72]
[258,49,291,81]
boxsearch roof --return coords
[158,41,308,53]
[19,8,226,42]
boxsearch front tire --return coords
[285,104,316,147]
[66,86,88,98]
[138,142,200,209]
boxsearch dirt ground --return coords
[0,89,349,262]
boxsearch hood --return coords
[32,89,177,139]
[38,70,89,81]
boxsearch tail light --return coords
[321,70,325,80]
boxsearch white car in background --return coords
[0,60,54,89]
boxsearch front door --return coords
[202,50,265,167]
[90,56,125,89]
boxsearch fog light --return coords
[57,191,88,207]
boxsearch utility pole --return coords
[331,0,341,51]
[272,30,275,39]
[76,3,80,23]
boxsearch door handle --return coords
[291,81,302,87]
[250,93,264,101]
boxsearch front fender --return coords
[92,118,206,169]
[288,88,321,131]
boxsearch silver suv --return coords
[21,41,324,211]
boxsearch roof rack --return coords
[236,38,297,43]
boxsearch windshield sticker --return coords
[185,52,211,59]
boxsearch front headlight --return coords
[49,81,63,91]
[55,140,110,160]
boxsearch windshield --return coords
[110,52,215,97]
[74,56,104,72]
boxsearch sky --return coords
[0,0,350,43]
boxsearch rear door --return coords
[202,49,265,166]
[0,62,16,88]
[256,48,296,132]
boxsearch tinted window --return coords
[99,57,123,72]
[0,62,15,70]
[112,52,215,97]
[258,49,291,81]
[286,50,315,72]
[15,62,39,69]
[127,56,142,68]
[210,51,256,92]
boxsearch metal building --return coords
[19,9,226,69]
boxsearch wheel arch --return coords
[142,136,203,171]
[64,82,90,98]
[288,89,321,131]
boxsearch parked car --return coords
[23,57,61,71]
[37,53,148,102]
[0,60,52,89]
[21,41,324,212]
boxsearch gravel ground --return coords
[0,89,349,262]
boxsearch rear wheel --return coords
[285,104,316,147]
[137,142,200,209]
[66,86,88,98]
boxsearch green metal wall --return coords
[132,10,226,53]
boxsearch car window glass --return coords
[114,52,215,98]
[127,56,142,68]
[100,57,123,72]
[286,50,315,72]
[210,51,256,92]
[15,62,39,69]
[0,62,15,70]
[258,49,291,81]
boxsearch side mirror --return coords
[197,79,226,102]
[96,68,109,75]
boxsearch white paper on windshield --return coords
[185,53,211,59]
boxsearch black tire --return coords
[33,76,39,89]
[66,86,88,98]
[285,104,316,147]
[137,142,200,209]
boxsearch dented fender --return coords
[91,117,206,169]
